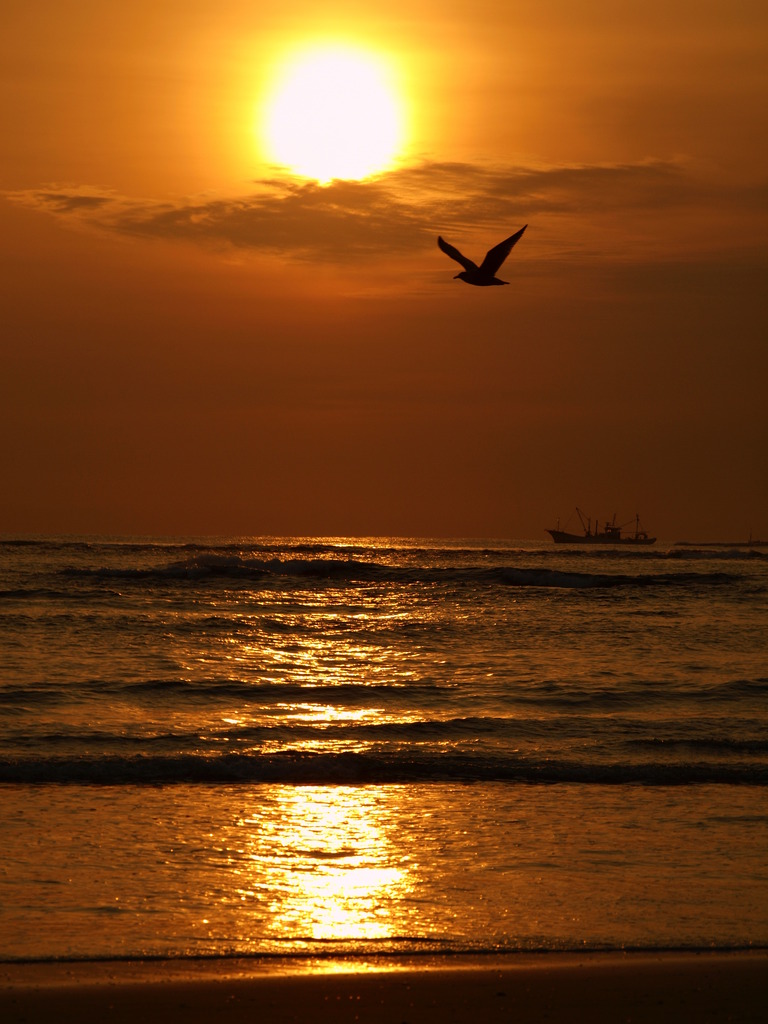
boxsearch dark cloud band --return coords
[6,160,759,261]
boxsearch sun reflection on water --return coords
[240,786,413,944]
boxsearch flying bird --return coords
[437,225,527,286]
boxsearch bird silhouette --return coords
[437,225,527,285]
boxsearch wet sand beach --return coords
[2,953,767,1024]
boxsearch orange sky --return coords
[2,0,766,540]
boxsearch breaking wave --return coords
[59,553,737,591]
[2,750,765,786]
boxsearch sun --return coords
[261,45,406,183]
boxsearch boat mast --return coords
[576,507,591,537]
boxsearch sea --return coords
[1,536,767,963]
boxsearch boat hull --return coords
[547,529,656,545]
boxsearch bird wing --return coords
[437,236,477,272]
[479,225,527,276]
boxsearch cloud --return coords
[117,177,435,258]
[6,160,764,263]
[8,187,117,214]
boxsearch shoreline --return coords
[2,951,767,1023]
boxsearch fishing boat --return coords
[547,508,656,545]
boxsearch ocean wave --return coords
[5,676,765,712]
[5,939,764,964]
[108,678,459,703]
[510,677,768,708]
[0,716,540,757]
[2,751,765,785]
[1,538,522,558]
[0,678,462,711]
[59,554,739,591]
[0,587,124,603]
[667,546,768,561]
[629,735,768,754]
